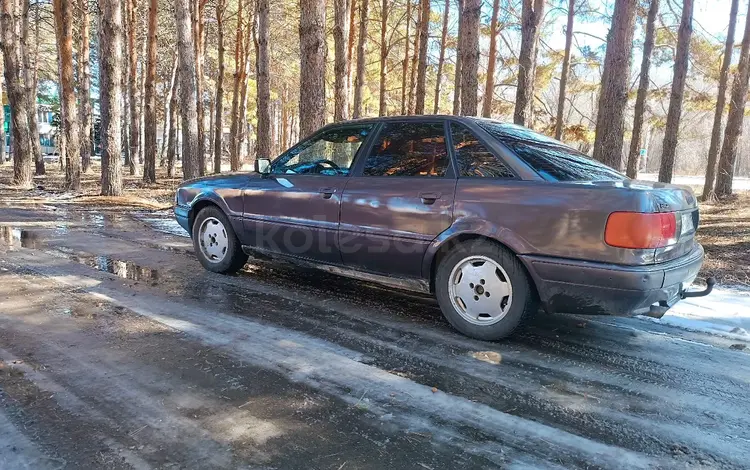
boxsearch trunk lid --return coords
[572,179,700,264]
[630,180,700,263]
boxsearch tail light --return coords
[605,212,678,249]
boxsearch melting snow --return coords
[639,286,750,341]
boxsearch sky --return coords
[541,0,747,85]
[548,0,742,47]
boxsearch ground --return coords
[0,163,749,469]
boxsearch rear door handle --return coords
[419,192,441,205]
[319,187,336,199]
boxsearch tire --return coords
[191,205,249,274]
[435,239,537,340]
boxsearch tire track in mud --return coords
[1,251,662,469]
[0,273,504,470]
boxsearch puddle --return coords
[72,254,161,282]
[132,211,190,238]
[82,211,124,228]
[0,227,42,249]
[0,227,161,283]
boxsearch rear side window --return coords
[476,121,624,182]
[363,122,449,177]
[450,123,514,178]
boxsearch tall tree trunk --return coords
[161,50,178,167]
[452,0,463,115]
[591,0,637,168]
[31,3,41,170]
[126,0,139,175]
[378,0,388,116]
[256,0,271,159]
[481,0,500,118]
[121,0,130,175]
[400,0,411,115]
[167,77,180,178]
[625,0,659,178]
[352,0,368,118]
[299,0,327,137]
[553,0,575,138]
[238,9,253,162]
[175,0,200,179]
[658,0,693,183]
[194,0,206,175]
[348,0,357,106]
[214,0,226,173]
[514,0,544,126]
[0,61,5,165]
[407,1,420,114]
[229,0,244,171]
[433,0,449,114]
[334,0,350,121]
[22,0,42,175]
[459,0,480,116]
[53,0,81,190]
[143,0,158,183]
[281,84,289,149]
[715,0,750,198]
[99,0,123,195]
[78,0,93,174]
[207,90,214,162]
[702,0,739,198]
[414,0,429,114]
[0,0,33,187]
[138,12,147,167]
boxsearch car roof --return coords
[319,114,505,129]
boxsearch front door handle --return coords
[419,192,441,205]
[319,187,336,199]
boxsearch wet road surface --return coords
[0,205,749,469]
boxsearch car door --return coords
[338,120,457,277]
[243,124,374,264]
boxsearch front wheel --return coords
[192,206,249,274]
[435,240,537,340]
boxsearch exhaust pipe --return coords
[645,277,716,319]
[645,303,669,319]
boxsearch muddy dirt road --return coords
[1,202,749,469]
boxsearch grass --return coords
[696,191,750,287]
[0,160,180,209]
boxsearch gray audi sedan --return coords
[175,116,711,340]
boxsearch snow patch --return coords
[638,286,750,341]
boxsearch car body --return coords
[175,115,710,340]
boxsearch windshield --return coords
[475,121,625,182]
[271,125,372,176]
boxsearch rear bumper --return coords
[520,244,705,316]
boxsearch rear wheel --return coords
[435,240,537,340]
[192,206,248,274]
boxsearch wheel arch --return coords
[188,198,225,234]
[425,227,540,301]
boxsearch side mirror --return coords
[255,158,271,175]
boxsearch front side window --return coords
[477,121,624,182]
[271,125,372,176]
[363,122,449,177]
[451,123,515,178]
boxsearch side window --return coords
[363,122,449,177]
[271,125,372,176]
[451,123,514,178]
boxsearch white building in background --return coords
[3,102,57,157]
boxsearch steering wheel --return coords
[315,159,342,174]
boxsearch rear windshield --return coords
[475,121,625,182]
